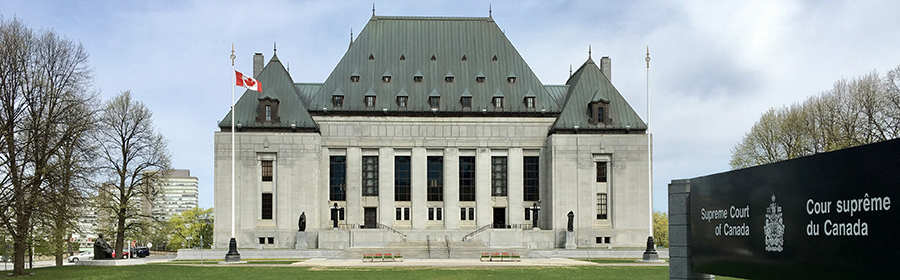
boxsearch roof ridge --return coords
[373,16,491,21]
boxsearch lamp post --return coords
[530,202,541,230]
[330,203,342,230]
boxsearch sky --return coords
[2,0,899,213]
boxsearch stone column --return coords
[475,148,492,227]
[508,148,525,225]
[668,179,714,280]
[411,148,427,229]
[346,148,362,226]
[444,148,460,229]
[378,148,395,226]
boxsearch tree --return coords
[0,17,95,275]
[95,91,171,259]
[167,207,213,251]
[731,66,900,169]
[653,211,668,248]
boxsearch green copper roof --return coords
[307,16,560,113]
[220,55,317,130]
[551,58,647,132]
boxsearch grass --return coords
[4,263,671,280]
[167,259,306,265]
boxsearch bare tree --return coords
[0,17,95,275]
[95,91,170,259]
[731,66,900,169]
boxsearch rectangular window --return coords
[427,156,443,201]
[362,156,378,196]
[596,162,608,183]
[329,156,346,201]
[605,237,611,244]
[332,96,344,107]
[365,96,376,107]
[491,157,507,196]
[261,160,273,182]
[597,193,608,220]
[261,193,273,220]
[428,207,443,221]
[524,207,531,220]
[265,105,272,121]
[525,97,535,108]
[476,76,485,83]
[597,107,604,123]
[493,97,503,108]
[267,237,274,244]
[460,97,472,108]
[459,157,476,201]
[429,97,440,109]
[414,76,423,83]
[259,237,265,244]
[395,156,411,201]
[395,207,410,220]
[397,96,407,107]
[460,207,475,221]
[524,156,539,201]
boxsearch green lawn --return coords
[5,263,671,280]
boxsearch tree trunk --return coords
[116,206,127,259]
[13,237,25,275]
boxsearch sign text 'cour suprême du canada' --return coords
[689,138,900,280]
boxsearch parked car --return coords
[111,251,130,258]
[68,251,93,262]
[131,246,150,258]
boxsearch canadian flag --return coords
[235,70,262,92]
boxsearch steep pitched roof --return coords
[307,16,559,113]
[551,58,646,132]
[219,55,317,130]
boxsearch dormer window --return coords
[476,77,485,83]
[493,97,503,109]
[414,76,423,83]
[525,97,535,108]
[397,96,408,107]
[429,97,440,109]
[507,77,516,83]
[460,97,472,109]
[383,75,391,82]
[368,54,375,60]
[445,76,454,83]
[256,98,280,124]
[590,100,611,125]
[350,75,359,83]
[365,96,376,107]
[492,55,498,61]
[400,54,406,60]
[461,55,467,61]
[332,96,344,107]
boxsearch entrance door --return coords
[493,207,506,229]
[364,207,377,229]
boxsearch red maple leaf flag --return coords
[235,70,262,92]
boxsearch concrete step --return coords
[328,240,530,260]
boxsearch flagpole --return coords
[645,46,653,238]
[225,45,241,262]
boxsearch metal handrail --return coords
[462,224,492,241]
[376,222,408,240]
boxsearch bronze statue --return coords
[298,212,306,231]
[93,234,113,259]
[567,211,574,232]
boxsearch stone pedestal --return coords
[565,231,577,249]
[224,237,241,263]
[295,232,308,249]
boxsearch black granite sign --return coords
[690,139,900,279]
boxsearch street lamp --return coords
[330,203,343,230]
[530,202,541,230]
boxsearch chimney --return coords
[600,56,611,81]
[253,53,264,78]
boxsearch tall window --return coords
[395,156,411,201]
[365,96,376,107]
[261,160,273,182]
[397,96,408,108]
[395,207,410,220]
[261,193,273,220]
[362,156,378,196]
[492,97,503,109]
[265,105,272,121]
[596,162,608,183]
[332,96,344,107]
[460,96,472,109]
[597,193,608,220]
[427,156,443,201]
[459,157,476,201]
[329,156,346,201]
[525,97,535,108]
[491,157,507,196]
[524,156,539,201]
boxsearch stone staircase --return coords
[329,239,531,259]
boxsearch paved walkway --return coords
[289,258,668,268]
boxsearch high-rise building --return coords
[146,169,199,222]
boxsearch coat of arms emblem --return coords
[764,194,784,252]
